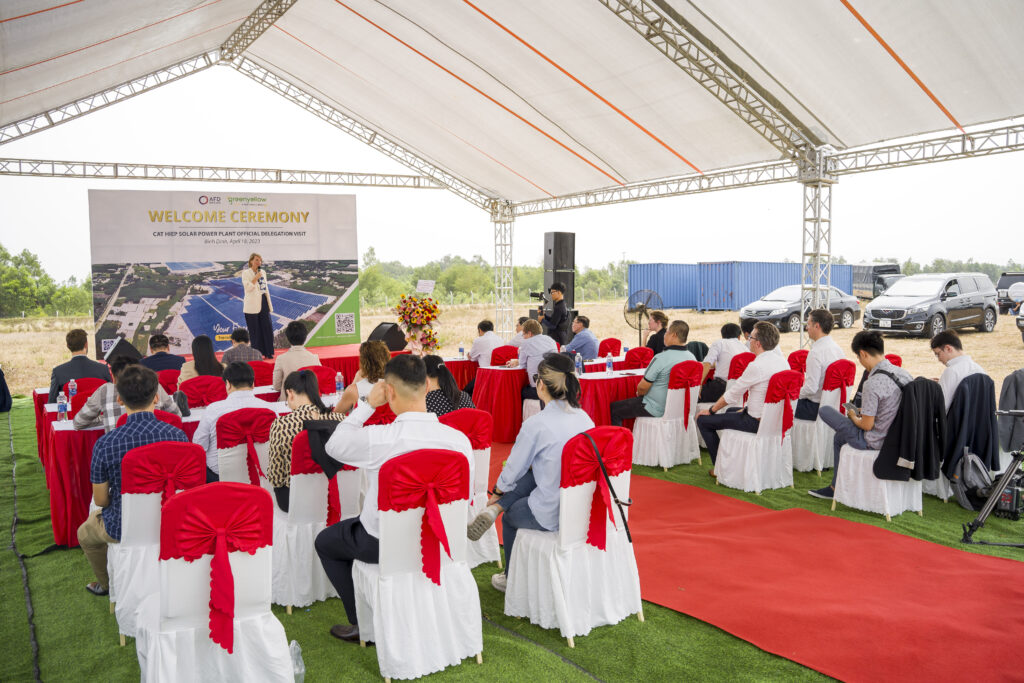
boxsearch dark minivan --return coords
[996,272,1024,314]
[863,272,998,338]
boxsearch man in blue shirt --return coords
[138,333,186,372]
[78,365,187,596]
[564,315,599,360]
[610,320,696,426]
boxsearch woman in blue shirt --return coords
[467,352,594,592]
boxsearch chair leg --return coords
[662,467,668,472]
[917,510,923,517]
[476,653,483,664]
[119,633,126,647]
[830,499,836,511]
[885,513,891,522]
[360,641,366,648]
[816,469,822,478]
[637,605,645,622]
[385,678,391,683]
[496,554,503,570]
[566,636,575,649]
[109,601,115,614]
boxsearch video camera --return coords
[529,291,549,304]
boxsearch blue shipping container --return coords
[628,263,698,309]
[698,262,854,311]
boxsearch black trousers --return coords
[795,398,820,421]
[464,378,475,396]
[610,396,652,426]
[244,294,275,359]
[206,466,219,483]
[521,385,539,401]
[315,519,379,625]
[696,408,760,464]
[698,377,726,403]
[273,486,289,512]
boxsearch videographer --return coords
[538,282,570,346]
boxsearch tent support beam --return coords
[219,0,299,63]
[798,148,837,347]
[491,200,515,340]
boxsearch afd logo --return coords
[198,195,222,205]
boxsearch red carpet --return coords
[629,475,1024,682]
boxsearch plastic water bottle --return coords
[623,346,630,354]
[57,392,68,421]
[574,352,583,376]
[458,343,465,359]
[335,372,345,395]
[605,353,613,373]
[68,378,77,400]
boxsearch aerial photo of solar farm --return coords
[91,259,357,355]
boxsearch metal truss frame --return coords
[491,200,516,340]
[219,0,299,63]
[798,147,836,347]
[0,157,443,188]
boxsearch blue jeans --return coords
[818,406,870,487]
[496,470,548,575]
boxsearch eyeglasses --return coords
[749,335,760,343]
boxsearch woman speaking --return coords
[242,252,274,359]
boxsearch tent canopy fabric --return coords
[3,0,1024,204]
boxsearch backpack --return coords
[949,448,993,511]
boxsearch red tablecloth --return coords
[320,349,413,385]
[443,358,478,389]
[473,367,528,442]
[33,389,48,462]
[583,359,628,373]
[579,372,644,427]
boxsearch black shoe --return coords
[808,486,834,500]
[329,624,361,643]
[86,582,109,596]
[173,390,191,417]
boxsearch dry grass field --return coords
[3,302,1022,396]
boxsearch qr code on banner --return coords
[101,339,116,353]
[335,313,355,335]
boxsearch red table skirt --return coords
[473,367,527,442]
[444,359,478,390]
[320,349,414,386]
[579,373,644,427]
[34,391,48,462]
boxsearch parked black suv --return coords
[996,272,1024,314]
[739,285,861,333]
[863,272,998,338]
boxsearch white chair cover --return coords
[504,472,642,639]
[216,442,271,491]
[792,385,847,473]
[352,500,483,681]
[522,399,542,422]
[466,447,501,568]
[271,473,338,608]
[716,399,795,493]
[108,492,162,639]
[632,386,700,469]
[135,547,293,682]
[336,468,364,521]
[833,445,922,519]
[922,474,954,501]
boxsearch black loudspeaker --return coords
[368,322,408,352]
[544,232,575,310]
[101,337,143,362]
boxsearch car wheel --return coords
[928,314,945,338]
[786,313,801,333]
[977,308,996,333]
[840,309,854,329]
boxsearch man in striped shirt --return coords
[73,355,180,432]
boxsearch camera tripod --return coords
[961,409,1024,548]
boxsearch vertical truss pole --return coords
[799,148,837,347]
[491,200,515,340]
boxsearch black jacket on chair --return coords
[874,377,946,482]
[943,373,999,478]
[998,369,1024,453]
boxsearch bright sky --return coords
[1,67,1022,282]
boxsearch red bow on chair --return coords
[764,370,803,443]
[823,360,856,415]
[668,361,704,429]
[216,408,277,485]
[377,450,469,585]
[291,431,341,525]
[160,483,273,653]
[561,427,632,551]
[121,442,206,505]
[438,408,493,450]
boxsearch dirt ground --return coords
[3,301,1022,396]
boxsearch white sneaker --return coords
[467,505,499,541]
[490,573,507,593]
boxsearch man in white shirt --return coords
[508,317,529,348]
[700,323,747,402]
[191,362,271,480]
[795,309,845,420]
[272,321,321,390]
[930,330,986,411]
[696,321,790,474]
[468,319,504,367]
[507,319,558,401]
[316,355,473,644]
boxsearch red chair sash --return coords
[489,345,518,366]
[885,354,903,367]
[160,483,273,653]
[624,347,654,369]
[247,360,275,387]
[291,431,340,525]
[116,409,184,431]
[787,349,809,375]
[179,376,227,408]
[364,404,397,426]
[764,370,804,443]
[822,359,856,415]
[560,427,632,551]
[598,338,622,357]
[157,369,180,395]
[216,408,277,485]
[298,365,334,395]
[377,450,469,585]
[668,361,704,429]
[122,441,206,505]
[727,352,755,380]
[438,408,493,450]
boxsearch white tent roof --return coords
[3,0,1024,204]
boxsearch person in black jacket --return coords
[48,329,112,402]
[539,281,570,346]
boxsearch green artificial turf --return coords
[3,397,1021,681]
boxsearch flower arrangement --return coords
[394,294,440,354]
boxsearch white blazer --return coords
[241,267,273,314]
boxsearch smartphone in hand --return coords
[842,402,860,416]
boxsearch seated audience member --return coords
[740,318,756,349]
[74,355,180,432]
[316,355,473,643]
[467,353,593,592]
[564,315,599,360]
[139,333,185,372]
[424,355,474,416]
[48,328,111,402]
[267,370,344,512]
[697,322,789,475]
[507,319,558,401]
[700,323,747,401]
[273,321,321,391]
[509,317,529,348]
[610,320,695,426]
[468,319,504,367]
[644,311,669,355]
[333,341,390,414]
[931,330,986,411]
[192,361,269,481]
[78,365,187,596]
[808,331,912,500]
[221,328,265,364]
[539,281,570,346]
[795,309,845,420]
[178,335,225,382]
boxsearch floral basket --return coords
[394,295,440,355]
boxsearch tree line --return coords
[0,244,92,317]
